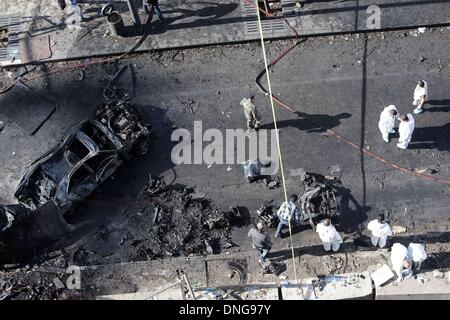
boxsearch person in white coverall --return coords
[413,80,428,114]
[367,214,392,248]
[397,114,415,149]
[378,105,399,143]
[391,243,427,281]
[407,242,427,271]
[316,217,342,252]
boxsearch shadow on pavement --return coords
[269,230,450,261]
[409,123,450,151]
[260,112,351,133]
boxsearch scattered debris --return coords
[418,27,426,33]
[256,201,278,228]
[329,165,341,176]
[392,226,407,234]
[128,184,239,260]
[52,277,65,289]
[414,167,439,174]
[103,65,133,103]
[433,269,445,279]
[260,260,285,276]
[415,273,429,284]
[279,274,288,280]
[255,171,342,229]
[332,64,340,71]
[298,171,341,229]
[321,255,344,274]
[262,177,279,189]
[180,99,196,115]
[142,175,166,196]
[153,206,161,224]
[77,70,85,81]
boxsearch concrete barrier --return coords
[376,271,450,300]
[281,272,373,300]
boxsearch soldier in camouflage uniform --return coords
[240,94,261,130]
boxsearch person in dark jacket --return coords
[142,0,165,22]
[248,221,272,263]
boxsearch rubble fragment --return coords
[392,226,407,234]
[142,175,166,196]
[414,167,439,174]
[433,269,445,279]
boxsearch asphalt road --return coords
[0,27,449,261]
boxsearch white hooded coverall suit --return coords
[316,222,343,252]
[413,80,428,106]
[397,114,415,149]
[378,105,398,142]
[391,243,427,279]
[367,219,392,248]
[407,243,427,271]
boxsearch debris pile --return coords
[0,271,60,300]
[128,176,239,260]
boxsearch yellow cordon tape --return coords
[254,0,298,284]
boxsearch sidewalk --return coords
[3,235,450,299]
[0,0,449,65]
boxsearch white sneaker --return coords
[383,136,389,143]
[413,108,423,114]
[397,143,407,149]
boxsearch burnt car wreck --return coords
[1,101,151,241]
[15,100,151,214]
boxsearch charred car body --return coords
[13,101,151,216]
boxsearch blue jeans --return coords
[275,219,289,238]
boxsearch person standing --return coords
[143,0,165,22]
[378,105,398,143]
[413,80,428,115]
[275,195,299,238]
[248,221,272,263]
[70,0,84,22]
[367,214,392,248]
[240,94,261,130]
[397,113,415,149]
[316,217,343,252]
